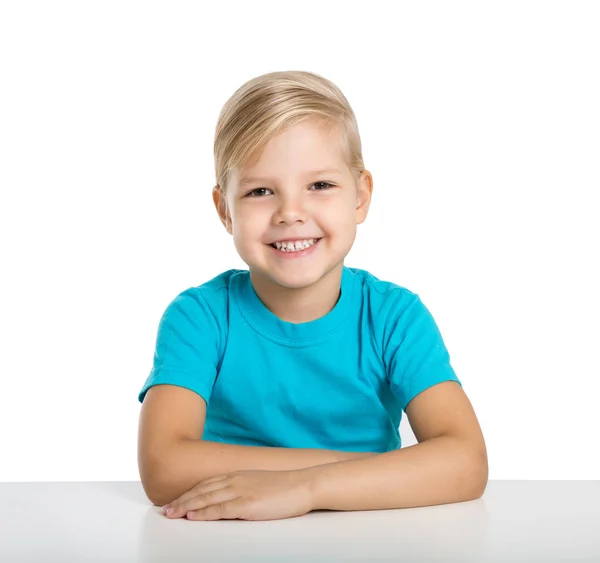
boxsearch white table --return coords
[1,481,599,561]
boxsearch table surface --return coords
[1,480,599,562]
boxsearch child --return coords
[137,70,488,521]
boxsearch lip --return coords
[269,237,321,244]
[268,238,322,259]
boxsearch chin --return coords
[259,265,344,293]
[247,262,317,287]
[261,267,317,284]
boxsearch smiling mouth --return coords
[268,238,323,252]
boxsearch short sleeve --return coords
[138,290,221,405]
[384,292,462,412]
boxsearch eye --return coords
[245,188,272,197]
[244,182,335,197]
[311,182,334,190]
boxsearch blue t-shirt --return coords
[138,265,461,453]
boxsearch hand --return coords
[161,469,314,521]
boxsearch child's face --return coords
[213,118,372,289]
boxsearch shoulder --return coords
[158,268,242,344]
[347,266,421,321]
[170,268,242,312]
[188,267,243,295]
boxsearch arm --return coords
[303,381,489,511]
[150,438,376,506]
[139,384,378,506]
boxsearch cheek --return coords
[321,204,357,231]
[231,216,266,252]
[232,212,263,234]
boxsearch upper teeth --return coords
[273,238,318,251]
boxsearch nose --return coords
[272,193,308,225]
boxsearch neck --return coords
[249,263,343,324]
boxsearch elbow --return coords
[139,452,176,507]
[141,481,162,508]
[469,467,488,500]
[139,439,206,507]
[143,466,182,507]
[139,469,164,507]
[450,435,488,502]
[142,473,175,507]
[147,490,171,508]
[467,446,489,500]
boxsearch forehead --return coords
[235,121,348,185]
[238,167,345,186]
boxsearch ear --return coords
[212,185,232,234]
[355,170,373,225]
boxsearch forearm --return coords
[303,435,488,512]
[150,439,376,506]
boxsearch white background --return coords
[1,1,598,482]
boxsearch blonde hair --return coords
[213,70,365,198]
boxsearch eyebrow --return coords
[238,168,344,186]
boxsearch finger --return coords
[165,476,228,512]
[178,484,235,513]
[199,475,230,486]
[187,497,244,521]
[166,482,231,518]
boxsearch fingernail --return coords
[161,505,169,514]
[166,507,175,515]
